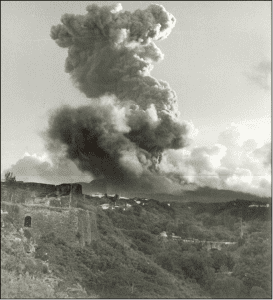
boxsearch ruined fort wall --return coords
[1,202,80,246]
[78,207,98,247]
[1,185,32,204]
[1,181,98,248]
[1,182,82,207]
[1,201,25,228]
[78,210,90,247]
[22,206,80,247]
[1,201,98,248]
[90,209,98,241]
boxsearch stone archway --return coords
[24,216,31,227]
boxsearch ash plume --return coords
[47,3,190,192]
[46,3,270,197]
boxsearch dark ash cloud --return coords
[46,3,190,193]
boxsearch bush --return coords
[250,286,270,299]
[124,230,160,255]
[1,270,56,298]
[4,171,16,183]
[210,276,243,298]
[40,232,56,244]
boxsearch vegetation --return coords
[1,190,271,298]
[4,171,16,184]
[1,215,95,298]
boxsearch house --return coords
[100,204,110,210]
[91,193,104,198]
[160,231,168,238]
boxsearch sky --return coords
[1,1,271,196]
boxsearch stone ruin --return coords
[1,181,98,248]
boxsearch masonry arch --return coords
[24,216,31,227]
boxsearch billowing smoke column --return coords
[47,3,190,192]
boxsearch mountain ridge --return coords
[77,179,271,203]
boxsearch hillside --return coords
[1,214,94,298]
[1,180,271,298]
[37,196,271,298]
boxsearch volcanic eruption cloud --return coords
[47,3,190,193]
[47,3,271,196]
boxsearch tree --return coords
[211,250,235,272]
[5,171,16,183]
[179,251,215,289]
[4,172,16,202]
[233,233,271,295]
[99,266,145,297]
[210,276,243,298]
[211,250,227,272]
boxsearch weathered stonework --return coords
[1,182,82,207]
[1,181,98,248]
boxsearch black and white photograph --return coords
[1,1,271,298]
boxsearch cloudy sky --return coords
[1,1,271,196]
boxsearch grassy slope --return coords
[34,203,208,298]
[1,220,94,298]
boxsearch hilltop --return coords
[77,179,271,203]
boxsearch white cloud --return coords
[2,152,92,184]
[161,123,271,197]
[24,152,52,164]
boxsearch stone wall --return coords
[78,209,91,247]
[1,181,98,248]
[22,206,80,247]
[1,201,25,229]
[56,183,82,196]
[1,186,32,204]
[77,206,98,247]
[89,207,98,241]
[1,201,98,248]
[1,182,82,207]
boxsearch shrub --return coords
[23,229,32,239]
[210,276,243,298]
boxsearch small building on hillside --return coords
[160,231,168,238]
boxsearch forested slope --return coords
[1,197,271,298]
